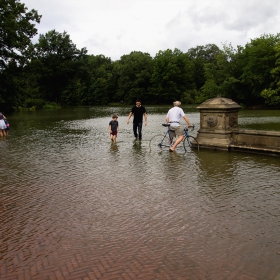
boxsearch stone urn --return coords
[196,97,241,149]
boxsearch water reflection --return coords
[1,107,280,280]
[109,142,119,153]
[132,139,142,151]
[196,150,238,184]
[238,109,280,130]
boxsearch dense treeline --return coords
[1,0,280,112]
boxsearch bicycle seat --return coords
[162,124,170,127]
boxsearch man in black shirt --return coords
[126,99,147,140]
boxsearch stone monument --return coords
[196,97,241,149]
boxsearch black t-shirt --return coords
[131,106,146,123]
[109,120,118,132]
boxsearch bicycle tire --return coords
[183,136,199,152]
[149,134,172,151]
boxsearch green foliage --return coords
[82,55,114,105]
[1,1,280,110]
[20,100,60,110]
[150,48,192,103]
[0,0,41,111]
[32,30,88,104]
[114,51,152,103]
[260,89,280,105]
[239,34,280,104]
[201,79,221,101]
[43,102,61,109]
[181,89,197,104]
[197,37,280,105]
[0,0,41,72]
[200,44,242,102]
[0,60,27,111]
[188,44,221,91]
[25,98,45,109]
[260,42,280,106]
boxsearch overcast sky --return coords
[22,0,280,61]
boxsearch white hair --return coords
[173,101,181,106]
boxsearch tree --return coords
[200,43,243,103]
[150,48,192,103]
[32,30,87,104]
[81,54,114,105]
[240,34,280,105]
[114,51,152,103]
[217,44,246,102]
[0,0,41,71]
[187,44,221,92]
[0,0,41,111]
[261,42,280,106]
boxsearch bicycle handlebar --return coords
[188,125,195,131]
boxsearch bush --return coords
[25,99,45,109]
[43,102,61,109]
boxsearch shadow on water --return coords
[1,107,280,280]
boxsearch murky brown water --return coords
[1,107,280,280]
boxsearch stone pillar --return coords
[196,97,241,149]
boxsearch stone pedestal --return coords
[196,97,241,149]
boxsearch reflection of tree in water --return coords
[161,152,192,186]
[132,140,142,153]
[109,143,119,155]
[130,140,151,185]
[196,150,237,184]
[194,150,266,206]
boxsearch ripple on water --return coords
[1,112,280,279]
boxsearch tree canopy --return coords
[1,0,280,112]
[0,0,41,110]
[0,0,41,71]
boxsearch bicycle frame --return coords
[183,126,194,137]
[149,124,198,152]
[158,128,173,149]
[160,124,194,149]
[165,125,194,138]
[149,124,199,153]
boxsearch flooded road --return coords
[1,106,280,279]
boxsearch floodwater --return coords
[1,106,280,280]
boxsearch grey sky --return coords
[22,0,280,60]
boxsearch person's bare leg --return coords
[169,135,183,151]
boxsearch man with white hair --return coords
[165,101,192,152]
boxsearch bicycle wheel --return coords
[183,136,199,152]
[149,134,172,151]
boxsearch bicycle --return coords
[149,124,199,152]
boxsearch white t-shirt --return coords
[0,119,7,130]
[166,106,185,126]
